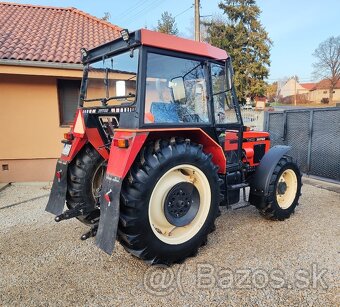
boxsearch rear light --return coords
[113,138,129,148]
[64,132,74,141]
[73,110,85,136]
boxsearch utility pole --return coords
[195,0,200,41]
[294,76,297,105]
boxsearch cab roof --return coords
[85,28,228,63]
[139,29,228,60]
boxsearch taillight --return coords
[64,132,74,141]
[113,138,129,148]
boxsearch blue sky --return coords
[12,0,340,82]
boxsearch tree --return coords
[266,82,278,102]
[312,36,340,103]
[204,0,272,102]
[101,12,111,21]
[156,11,178,35]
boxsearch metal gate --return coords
[265,108,340,182]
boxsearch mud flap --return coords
[95,175,121,255]
[45,160,68,215]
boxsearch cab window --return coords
[211,63,238,124]
[144,53,209,124]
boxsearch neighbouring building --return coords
[278,78,309,98]
[302,79,340,103]
[0,2,121,182]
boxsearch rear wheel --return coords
[66,145,106,224]
[118,138,220,265]
[250,156,302,220]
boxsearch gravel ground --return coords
[0,181,339,306]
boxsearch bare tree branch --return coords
[312,36,340,103]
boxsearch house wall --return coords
[308,89,340,102]
[0,66,82,182]
[279,79,309,98]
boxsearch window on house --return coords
[57,79,81,125]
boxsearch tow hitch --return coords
[55,204,99,241]
[81,226,98,241]
[54,205,92,222]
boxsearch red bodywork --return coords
[140,29,228,60]
[105,128,227,180]
[225,130,270,166]
[60,109,109,163]
[60,110,269,176]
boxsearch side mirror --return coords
[116,80,126,96]
[225,57,233,91]
[169,77,186,103]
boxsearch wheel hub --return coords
[164,182,200,227]
[277,181,287,195]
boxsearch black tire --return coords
[250,156,302,220]
[66,145,106,225]
[118,138,220,265]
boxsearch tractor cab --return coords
[80,30,240,131]
[46,29,301,265]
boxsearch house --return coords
[0,2,121,182]
[278,78,309,98]
[302,79,340,103]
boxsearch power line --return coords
[174,5,194,19]
[112,0,150,20]
[120,0,165,23]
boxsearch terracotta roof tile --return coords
[300,82,316,91]
[314,79,340,90]
[0,2,121,64]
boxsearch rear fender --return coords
[145,128,226,174]
[96,131,149,254]
[47,110,109,215]
[249,145,291,196]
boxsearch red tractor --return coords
[46,29,302,265]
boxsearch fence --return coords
[240,109,264,131]
[264,107,340,182]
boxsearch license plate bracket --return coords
[62,144,72,156]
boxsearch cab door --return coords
[209,61,244,171]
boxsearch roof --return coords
[300,82,316,91]
[140,29,228,60]
[0,2,121,64]
[314,79,340,90]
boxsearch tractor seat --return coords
[150,102,180,123]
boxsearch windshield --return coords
[144,52,209,124]
[83,49,139,105]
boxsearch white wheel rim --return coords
[276,169,298,209]
[148,164,211,245]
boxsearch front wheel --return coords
[118,138,220,265]
[250,156,302,220]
